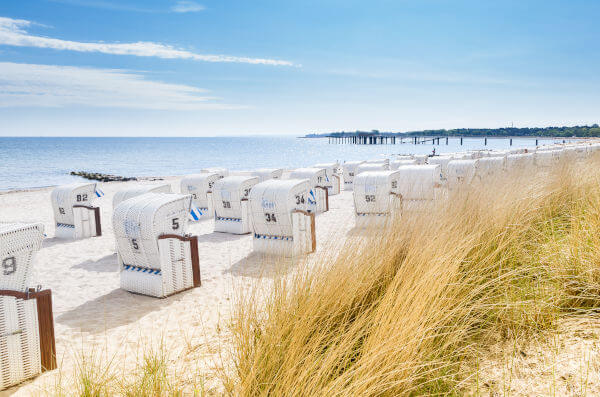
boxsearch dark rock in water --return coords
[70,171,137,182]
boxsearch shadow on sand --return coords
[71,253,118,273]
[224,251,304,279]
[56,288,192,333]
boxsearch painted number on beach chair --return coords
[192,193,198,200]
[2,257,16,275]
[391,181,397,189]
[295,195,305,205]
[265,213,277,223]
[76,193,88,202]
[172,218,180,230]
[222,201,231,209]
[59,207,65,215]
[365,195,376,202]
[131,239,139,250]
[243,189,250,197]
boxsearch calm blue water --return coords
[0,136,568,190]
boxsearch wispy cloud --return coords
[0,17,294,66]
[0,62,242,110]
[171,1,204,13]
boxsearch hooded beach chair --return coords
[180,173,222,221]
[249,179,316,256]
[288,168,329,214]
[51,183,103,239]
[342,161,365,191]
[447,159,479,190]
[0,223,56,390]
[212,176,260,234]
[314,162,341,196]
[113,193,200,298]
[395,165,443,211]
[112,184,171,209]
[252,168,284,182]
[353,171,402,227]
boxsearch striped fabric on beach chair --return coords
[249,179,316,256]
[113,193,200,298]
[51,183,102,239]
[0,223,57,390]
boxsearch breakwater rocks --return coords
[70,171,137,182]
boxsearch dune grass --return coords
[224,156,600,395]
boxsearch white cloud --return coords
[0,62,242,110]
[0,17,294,66]
[171,1,205,13]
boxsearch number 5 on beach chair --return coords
[51,183,103,239]
[0,223,57,390]
[113,193,201,298]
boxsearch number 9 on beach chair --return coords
[353,171,402,228]
[212,176,260,234]
[249,179,316,256]
[113,193,201,298]
[180,173,221,221]
[51,183,102,239]
[0,223,57,390]
[288,168,329,213]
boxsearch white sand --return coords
[0,178,356,395]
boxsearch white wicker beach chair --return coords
[180,173,222,221]
[353,171,402,227]
[212,176,260,234]
[476,157,506,178]
[252,168,284,182]
[535,150,560,168]
[365,158,390,166]
[342,161,365,191]
[113,193,200,298]
[427,156,454,182]
[0,223,56,390]
[395,165,443,211]
[249,179,316,256]
[506,153,535,170]
[412,155,428,165]
[51,183,102,239]
[314,162,341,196]
[447,159,479,190]
[288,168,329,214]
[201,168,229,178]
[355,163,390,177]
[390,159,417,170]
[112,184,171,209]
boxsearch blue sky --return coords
[0,0,598,136]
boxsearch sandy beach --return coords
[0,177,356,395]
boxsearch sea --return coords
[0,136,570,191]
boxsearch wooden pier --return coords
[327,135,551,146]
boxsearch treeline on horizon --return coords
[305,124,600,138]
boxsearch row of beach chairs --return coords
[2,142,598,389]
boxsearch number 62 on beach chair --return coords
[51,183,103,239]
[113,193,201,298]
[0,223,57,390]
